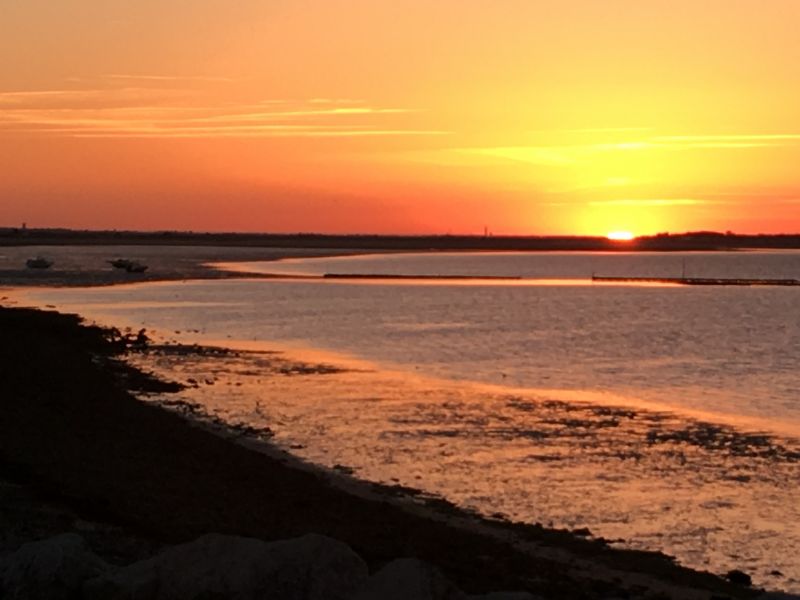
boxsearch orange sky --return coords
[1,0,799,235]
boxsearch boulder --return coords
[84,532,367,600]
[468,593,542,600]
[0,533,109,600]
[351,558,465,600]
[351,558,541,600]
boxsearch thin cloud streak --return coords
[1,109,414,126]
[459,132,800,166]
[462,143,651,167]
[309,98,367,105]
[653,134,800,142]
[0,87,185,100]
[187,108,416,123]
[0,117,447,137]
[0,87,189,111]
[0,121,377,132]
[588,199,711,207]
[106,74,236,83]
[664,142,775,149]
[67,129,448,139]
[529,126,654,135]
[0,87,430,138]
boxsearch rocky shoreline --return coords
[0,305,785,599]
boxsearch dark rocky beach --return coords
[0,303,785,599]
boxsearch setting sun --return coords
[607,231,635,241]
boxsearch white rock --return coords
[351,558,466,600]
[0,533,109,600]
[84,532,367,600]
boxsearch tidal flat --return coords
[126,336,800,592]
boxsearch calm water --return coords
[7,248,800,590]
[226,249,800,281]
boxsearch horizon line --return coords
[2,226,800,239]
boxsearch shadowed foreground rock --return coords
[84,533,367,600]
[0,533,109,599]
[1,532,539,600]
[352,558,541,600]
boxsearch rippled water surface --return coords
[225,248,800,280]
[7,248,800,591]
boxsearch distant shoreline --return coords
[3,241,799,291]
[3,228,800,251]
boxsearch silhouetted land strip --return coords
[592,276,800,286]
[323,273,523,280]
[3,227,800,251]
[0,306,760,599]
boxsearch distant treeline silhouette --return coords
[1,227,800,251]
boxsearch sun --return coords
[607,231,635,241]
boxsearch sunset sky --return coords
[2,1,799,235]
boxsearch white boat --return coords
[26,256,53,269]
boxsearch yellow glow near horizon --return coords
[607,231,635,241]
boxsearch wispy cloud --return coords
[185,107,415,123]
[645,133,800,150]
[652,134,800,143]
[64,129,447,139]
[106,74,236,83]
[530,126,654,135]
[309,98,366,105]
[461,142,651,166]
[0,87,189,111]
[464,146,578,166]
[458,131,800,166]
[0,86,441,138]
[588,198,712,207]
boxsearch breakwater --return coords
[323,273,522,280]
[592,276,800,286]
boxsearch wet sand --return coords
[0,305,764,599]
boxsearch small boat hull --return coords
[26,257,53,269]
[108,258,148,273]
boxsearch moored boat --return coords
[125,261,148,273]
[108,258,134,269]
[26,256,53,269]
[108,258,148,273]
